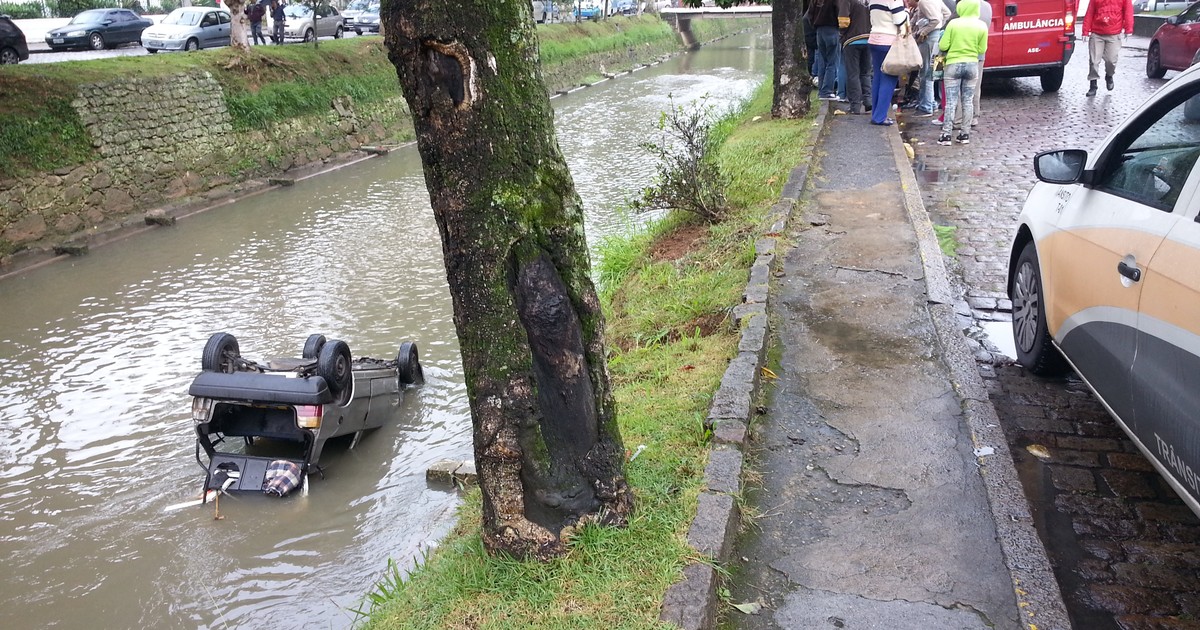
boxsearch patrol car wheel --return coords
[202,332,241,373]
[1011,242,1067,376]
[318,340,352,402]
[397,341,423,386]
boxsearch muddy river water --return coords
[0,33,769,629]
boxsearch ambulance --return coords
[981,0,1078,92]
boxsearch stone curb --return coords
[886,125,1072,630]
[659,100,830,630]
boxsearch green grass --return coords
[934,224,959,257]
[359,79,814,629]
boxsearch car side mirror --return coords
[1034,149,1088,184]
[1168,16,1181,25]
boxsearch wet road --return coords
[0,32,771,630]
[902,40,1200,629]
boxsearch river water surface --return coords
[0,32,769,629]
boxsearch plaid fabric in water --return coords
[262,460,304,497]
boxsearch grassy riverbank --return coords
[0,15,755,178]
[359,84,814,629]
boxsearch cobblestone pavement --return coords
[897,44,1200,630]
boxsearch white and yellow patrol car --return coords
[1008,63,1200,518]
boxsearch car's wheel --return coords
[1040,67,1064,93]
[146,48,157,54]
[202,332,241,373]
[354,27,362,35]
[89,32,105,51]
[397,341,424,386]
[185,38,199,52]
[1147,42,1167,79]
[302,334,327,359]
[303,28,315,43]
[1011,242,1068,376]
[334,25,343,39]
[318,340,353,402]
[0,47,17,64]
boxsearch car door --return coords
[217,10,232,46]
[1040,84,1200,427]
[1160,4,1200,70]
[991,0,1071,68]
[198,10,220,48]
[1131,161,1200,513]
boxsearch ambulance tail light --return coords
[1065,2,1076,33]
[296,405,322,429]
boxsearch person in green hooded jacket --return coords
[937,0,987,146]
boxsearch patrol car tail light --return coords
[296,405,322,429]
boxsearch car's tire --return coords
[89,32,105,51]
[185,38,199,52]
[202,332,241,373]
[146,48,157,54]
[303,28,315,43]
[1011,242,1068,376]
[1040,67,1064,93]
[318,339,353,402]
[1147,42,1167,79]
[397,341,424,386]
[354,28,362,35]
[302,334,327,359]
[334,25,343,39]
[0,47,17,64]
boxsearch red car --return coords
[1148,2,1200,78]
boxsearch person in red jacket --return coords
[1082,0,1134,96]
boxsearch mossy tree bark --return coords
[771,0,812,118]
[382,0,633,561]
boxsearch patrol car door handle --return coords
[1118,260,1142,282]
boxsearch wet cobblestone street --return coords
[899,42,1200,630]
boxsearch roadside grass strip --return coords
[360,80,814,629]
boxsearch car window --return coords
[201,12,218,27]
[219,11,231,24]
[1096,87,1200,212]
[1180,3,1200,23]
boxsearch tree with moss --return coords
[680,0,811,118]
[380,1,633,561]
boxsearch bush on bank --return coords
[358,81,813,630]
[0,15,752,178]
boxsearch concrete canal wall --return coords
[0,18,759,274]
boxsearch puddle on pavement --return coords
[978,320,1017,360]
[910,156,961,184]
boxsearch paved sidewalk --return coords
[724,107,1069,630]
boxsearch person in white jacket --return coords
[911,0,950,115]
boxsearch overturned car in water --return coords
[188,332,422,498]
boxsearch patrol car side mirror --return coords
[1034,149,1087,185]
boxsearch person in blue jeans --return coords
[867,0,908,125]
[912,0,950,115]
[808,0,843,99]
[938,0,987,144]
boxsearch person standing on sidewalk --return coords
[809,0,844,100]
[1082,0,1134,96]
[868,0,909,125]
[938,0,987,145]
[270,0,286,45]
[912,0,950,116]
[247,0,267,46]
[839,0,874,114]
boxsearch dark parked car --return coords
[1148,1,1200,78]
[188,333,423,496]
[45,8,152,51]
[348,6,380,35]
[0,15,29,64]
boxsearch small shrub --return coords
[0,1,47,18]
[633,95,730,223]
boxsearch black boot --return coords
[1106,75,1114,91]
[1086,80,1097,97]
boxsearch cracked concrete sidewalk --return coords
[723,110,1066,630]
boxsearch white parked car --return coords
[281,3,343,42]
[1008,63,1200,518]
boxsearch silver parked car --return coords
[141,7,231,53]
[281,3,343,42]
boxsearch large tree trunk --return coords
[382,0,633,561]
[772,0,811,118]
[226,0,251,51]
